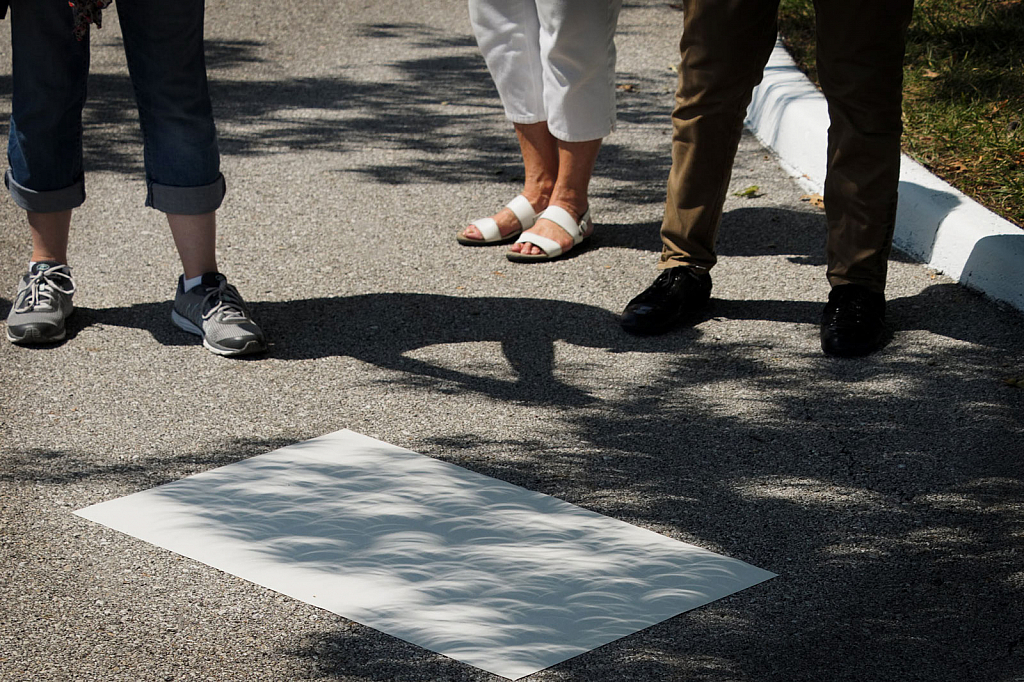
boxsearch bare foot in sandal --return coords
[457,192,550,246]
[508,201,593,259]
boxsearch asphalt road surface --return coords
[2,2,1022,681]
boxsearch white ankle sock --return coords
[183,274,204,292]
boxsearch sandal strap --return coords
[538,205,587,244]
[469,216,501,242]
[511,205,593,257]
[465,194,537,243]
[506,194,538,231]
[514,232,563,258]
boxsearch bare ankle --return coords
[521,185,554,212]
[547,190,588,221]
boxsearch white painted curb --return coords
[745,39,1024,312]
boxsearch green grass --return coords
[778,0,1024,228]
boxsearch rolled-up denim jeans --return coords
[5,0,224,215]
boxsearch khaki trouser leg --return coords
[659,0,780,270]
[815,0,914,293]
[661,0,914,293]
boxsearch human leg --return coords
[117,0,223,210]
[457,121,557,244]
[459,1,552,244]
[469,0,546,126]
[167,212,218,280]
[6,0,87,252]
[507,137,599,258]
[814,0,913,356]
[815,0,914,293]
[27,211,73,264]
[8,210,76,345]
[622,0,779,334]
[4,0,89,344]
[165,209,266,357]
[5,0,89,210]
[117,0,264,355]
[658,0,780,271]
[535,0,621,144]
[505,0,620,260]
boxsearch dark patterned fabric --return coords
[0,1,114,39]
[71,0,112,40]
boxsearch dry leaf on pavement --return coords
[800,193,825,209]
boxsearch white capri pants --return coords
[469,0,622,142]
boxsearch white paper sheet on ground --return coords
[75,429,775,680]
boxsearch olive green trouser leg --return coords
[660,0,914,294]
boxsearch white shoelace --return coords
[200,279,249,322]
[14,266,76,313]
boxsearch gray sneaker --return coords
[171,272,266,356]
[6,261,76,344]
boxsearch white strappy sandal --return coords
[456,194,539,246]
[506,205,592,263]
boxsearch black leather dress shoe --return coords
[820,284,887,357]
[621,266,712,335]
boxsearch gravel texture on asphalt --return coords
[2,2,1022,681]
